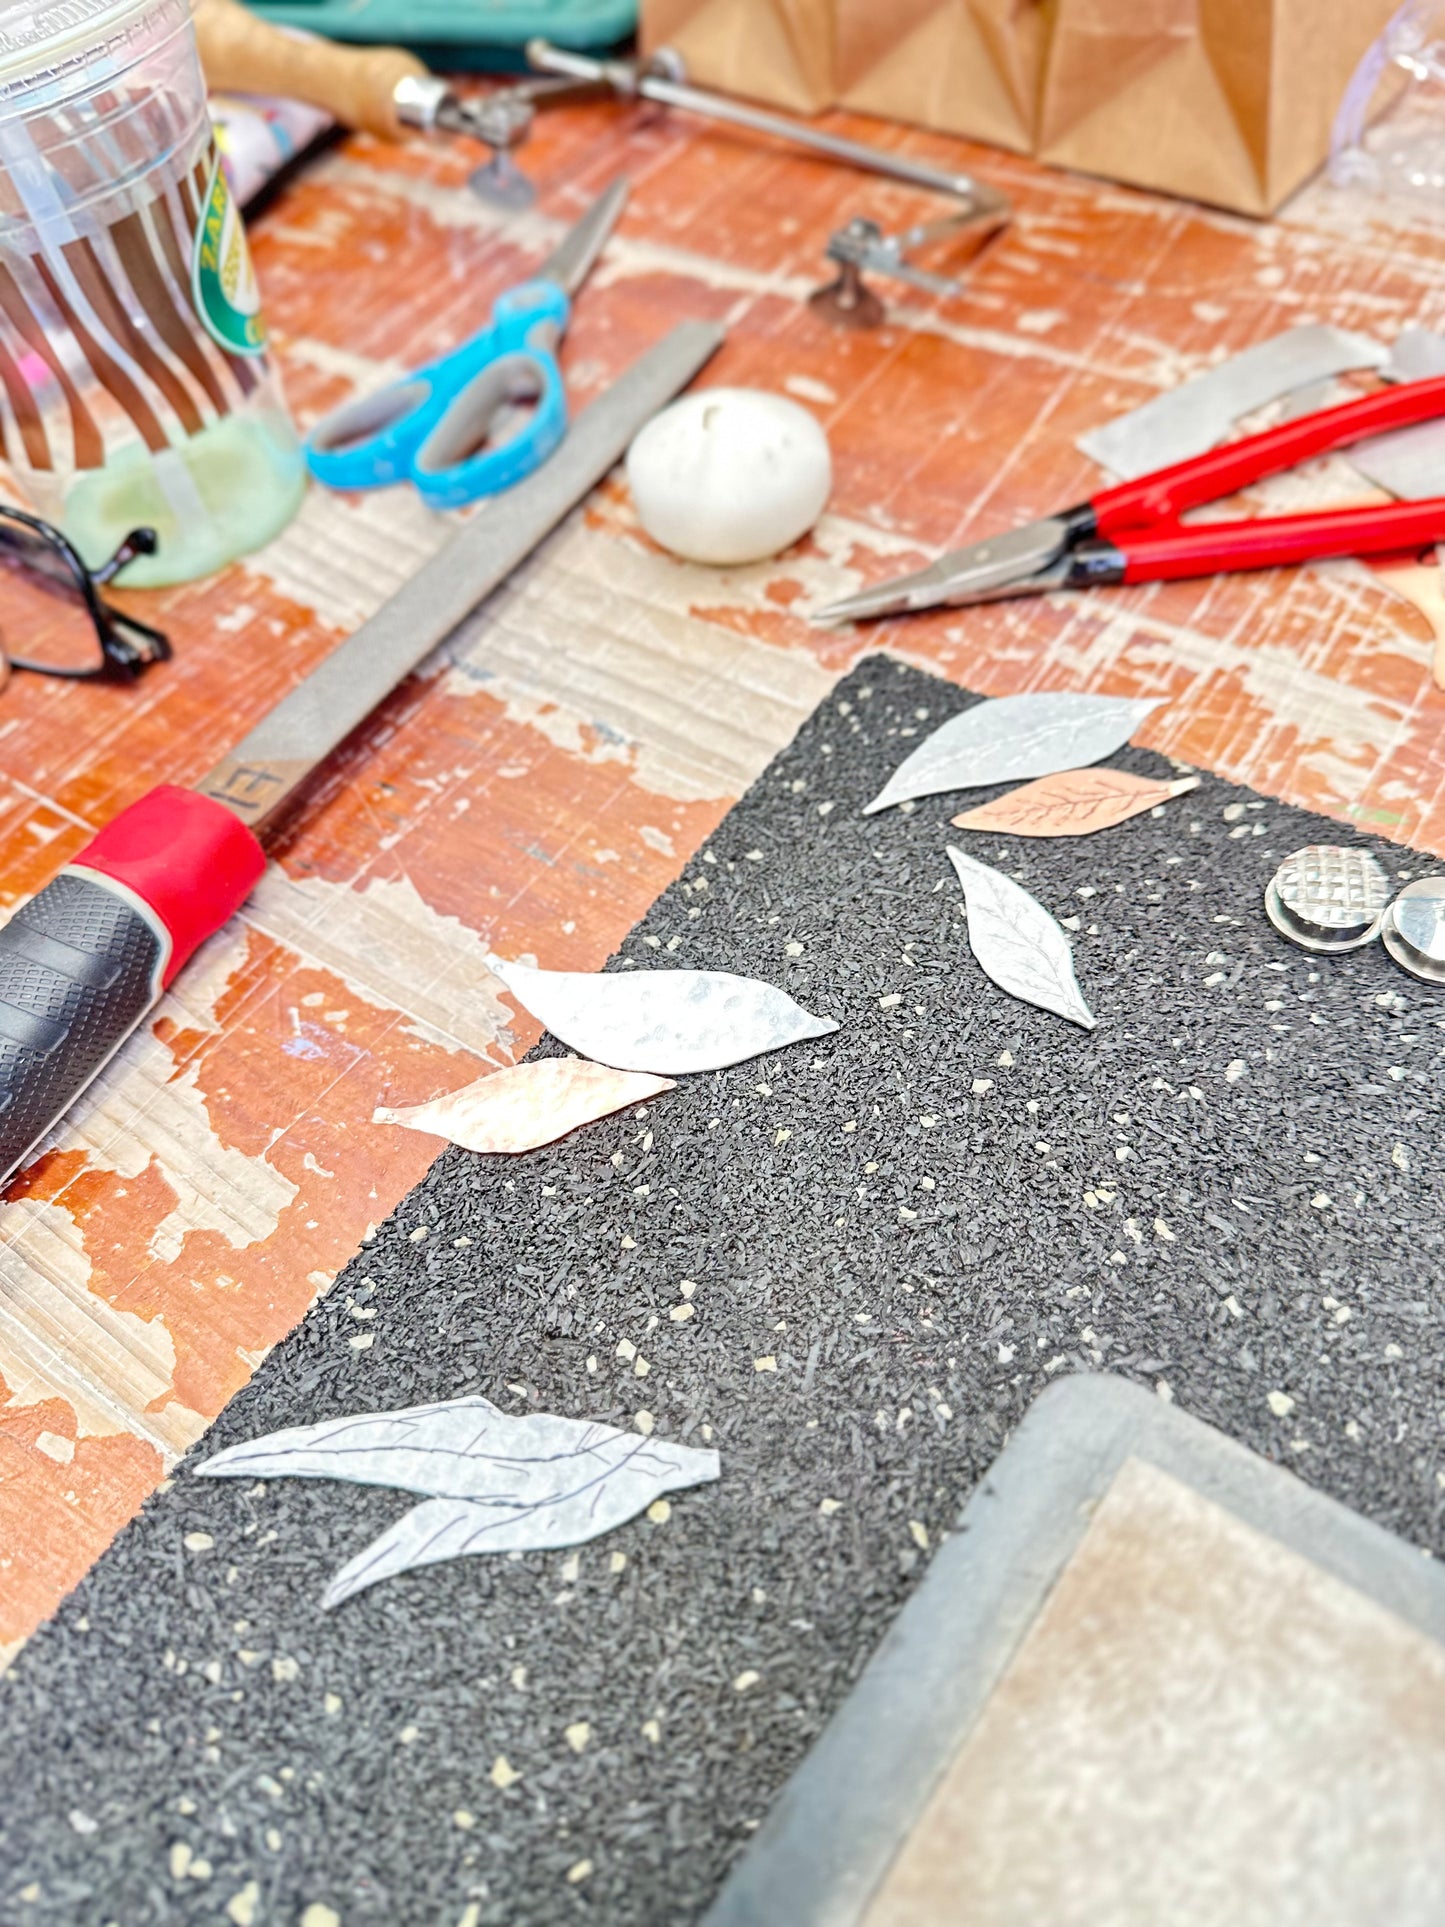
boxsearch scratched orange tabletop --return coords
[1,97,1443,1667]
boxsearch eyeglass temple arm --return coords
[91,526,158,587]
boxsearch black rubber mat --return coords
[3,655,1442,1926]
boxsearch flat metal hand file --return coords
[0,320,724,1185]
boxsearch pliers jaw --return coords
[812,506,1096,623]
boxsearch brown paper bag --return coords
[640,0,1399,215]
[836,0,1049,156]
[641,0,835,113]
[1037,0,1396,216]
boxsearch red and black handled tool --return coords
[816,371,1445,621]
[0,321,723,1186]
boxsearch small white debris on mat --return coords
[490,1756,520,1789]
[819,1498,842,1516]
[647,1499,672,1525]
[565,1722,591,1754]
[1267,1391,1296,1418]
[196,1396,718,1609]
[733,1670,761,1693]
[226,1883,260,1926]
[754,1356,777,1372]
[908,1520,930,1550]
[374,1058,677,1156]
[183,1533,213,1553]
[565,1860,594,1885]
[642,1718,662,1744]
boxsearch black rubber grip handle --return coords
[0,870,166,1184]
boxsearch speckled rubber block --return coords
[2,656,1442,1927]
[705,1375,1445,1927]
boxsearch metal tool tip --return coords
[811,591,891,625]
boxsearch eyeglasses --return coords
[0,505,171,685]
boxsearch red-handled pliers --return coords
[813,374,1445,623]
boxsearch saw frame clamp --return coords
[809,207,1008,329]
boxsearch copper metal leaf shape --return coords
[863,693,1163,815]
[947,846,1095,1030]
[373,1057,675,1154]
[197,1396,721,1609]
[951,768,1200,838]
[491,960,839,1074]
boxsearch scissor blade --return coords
[813,516,1074,623]
[540,176,631,297]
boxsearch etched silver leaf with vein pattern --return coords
[947,846,1096,1030]
[492,959,839,1074]
[198,1397,720,1609]
[863,692,1163,815]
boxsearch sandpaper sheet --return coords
[1,656,1442,1926]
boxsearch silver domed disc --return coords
[1381,876,1445,985]
[1264,845,1391,954]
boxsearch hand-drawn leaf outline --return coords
[863,693,1163,815]
[951,769,1200,838]
[374,1057,676,1154]
[198,1396,721,1609]
[947,846,1096,1030]
[492,960,839,1075]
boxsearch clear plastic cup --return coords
[0,0,306,585]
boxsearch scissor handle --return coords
[303,280,570,498]
[1093,374,1445,535]
[1102,496,1445,583]
[411,280,571,510]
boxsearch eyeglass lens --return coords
[0,512,109,677]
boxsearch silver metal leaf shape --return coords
[947,846,1096,1030]
[863,693,1163,815]
[198,1396,720,1609]
[492,959,838,1074]
[374,1057,675,1154]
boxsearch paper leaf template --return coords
[374,1057,675,1154]
[947,846,1096,1030]
[952,768,1200,838]
[198,1396,721,1609]
[492,960,839,1075]
[863,693,1162,815]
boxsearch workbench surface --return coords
[2,97,1442,1667]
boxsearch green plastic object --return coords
[243,0,637,69]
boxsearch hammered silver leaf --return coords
[948,846,1096,1030]
[863,693,1163,816]
[492,960,838,1074]
[198,1396,720,1609]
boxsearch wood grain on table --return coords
[2,98,1443,1667]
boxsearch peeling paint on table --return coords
[2,99,1444,1664]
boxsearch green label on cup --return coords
[191,156,268,358]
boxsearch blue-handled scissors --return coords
[305,176,630,512]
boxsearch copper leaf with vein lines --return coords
[952,768,1200,838]
[947,846,1095,1030]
